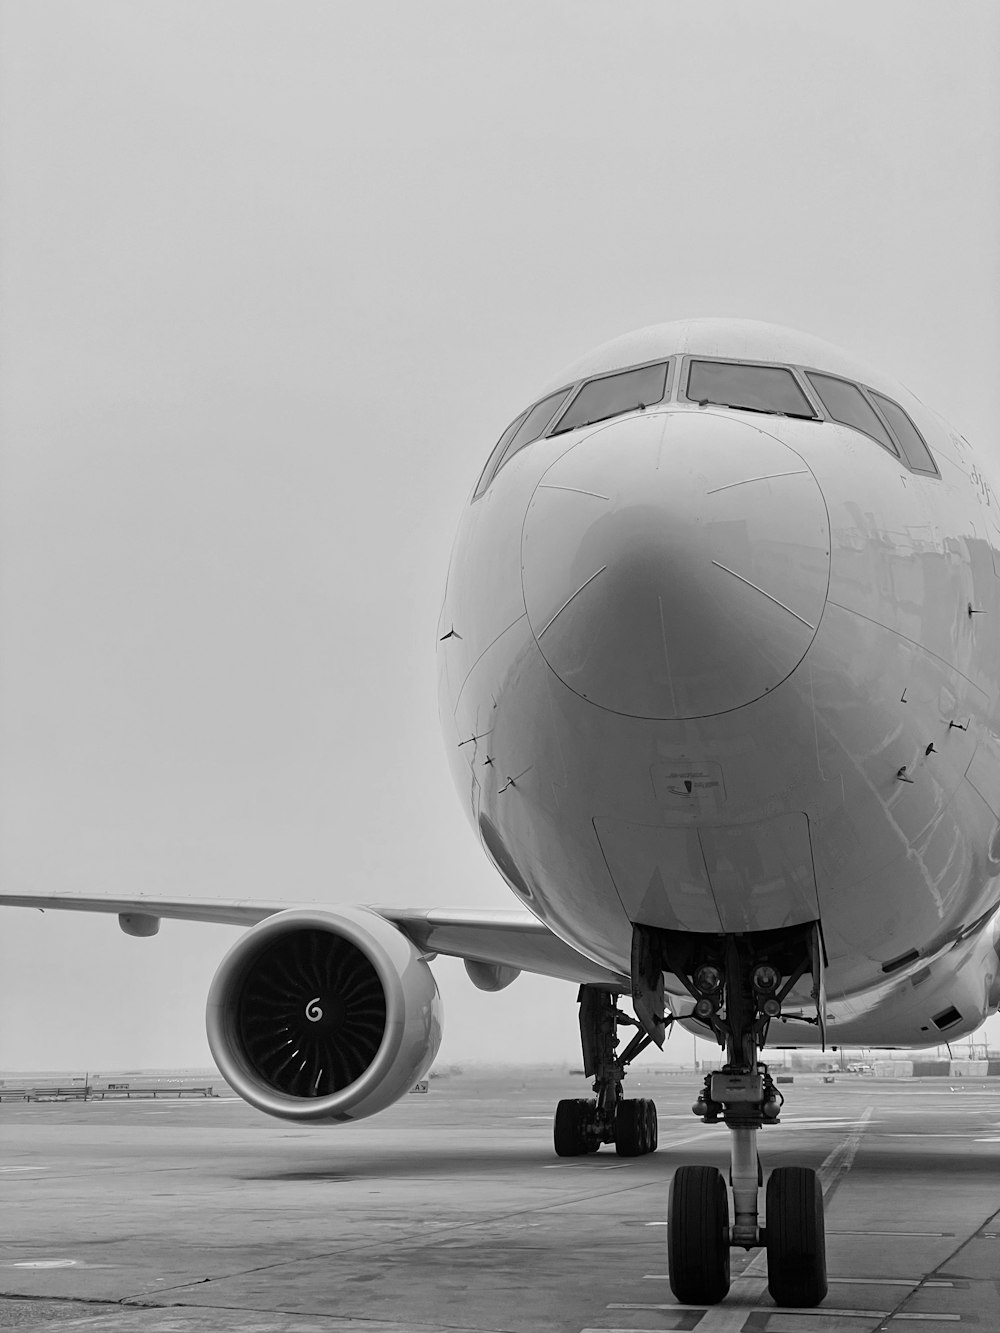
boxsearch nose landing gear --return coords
[638,922,828,1308]
[553,986,662,1156]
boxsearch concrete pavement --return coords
[2,1068,998,1332]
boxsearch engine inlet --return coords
[237,929,387,1097]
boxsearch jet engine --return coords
[206,907,442,1122]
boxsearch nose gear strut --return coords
[633,920,829,1308]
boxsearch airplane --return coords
[4,316,1000,1310]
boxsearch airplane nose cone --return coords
[521,411,830,719]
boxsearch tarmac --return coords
[2,1067,999,1332]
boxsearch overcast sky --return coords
[0,2,998,1072]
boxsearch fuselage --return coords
[438,320,1000,1048]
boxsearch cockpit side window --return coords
[497,388,573,471]
[869,392,939,476]
[685,360,817,419]
[473,411,527,501]
[472,387,573,501]
[550,361,669,435]
[806,372,899,456]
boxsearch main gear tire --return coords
[553,1097,596,1156]
[614,1098,648,1156]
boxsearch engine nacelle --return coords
[206,907,443,1122]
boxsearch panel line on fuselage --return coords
[656,595,679,717]
[537,565,608,639]
[537,482,611,501]
[706,468,810,496]
[827,598,981,691]
[711,560,817,630]
[451,614,527,717]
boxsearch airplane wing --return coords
[0,891,626,988]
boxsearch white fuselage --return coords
[438,321,1000,1048]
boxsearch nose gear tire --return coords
[667,1164,731,1305]
[765,1166,828,1307]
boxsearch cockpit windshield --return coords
[805,372,898,455]
[473,349,938,504]
[499,389,572,467]
[551,361,669,435]
[869,392,939,475]
[686,360,817,419]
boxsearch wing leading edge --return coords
[0,892,626,988]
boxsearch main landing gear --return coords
[553,986,661,1157]
[635,921,829,1308]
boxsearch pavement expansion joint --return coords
[0,1290,128,1308]
[869,1206,1000,1329]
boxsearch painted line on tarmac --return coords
[678,1248,771,1330]
[817,1104,874,1202]
[640,1275,954,1287]
[608,1303,693,1310]
[601,1309,957,1325]
[780,1117,873,1125]
[656,1129,725,1150]
[542,1162,630,1170]
[884,1132,969,1138]
[607,1301,962,1318]
[828,1278,955,1287]
[11,1260,78,1269]
[829,1230,951,1237]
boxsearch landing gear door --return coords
[631,924,667,1047]
[809,922,828,1049]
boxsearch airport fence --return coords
[0,1078,217,1102]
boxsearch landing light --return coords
[752,963,780,993]
[694,964,723,994]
